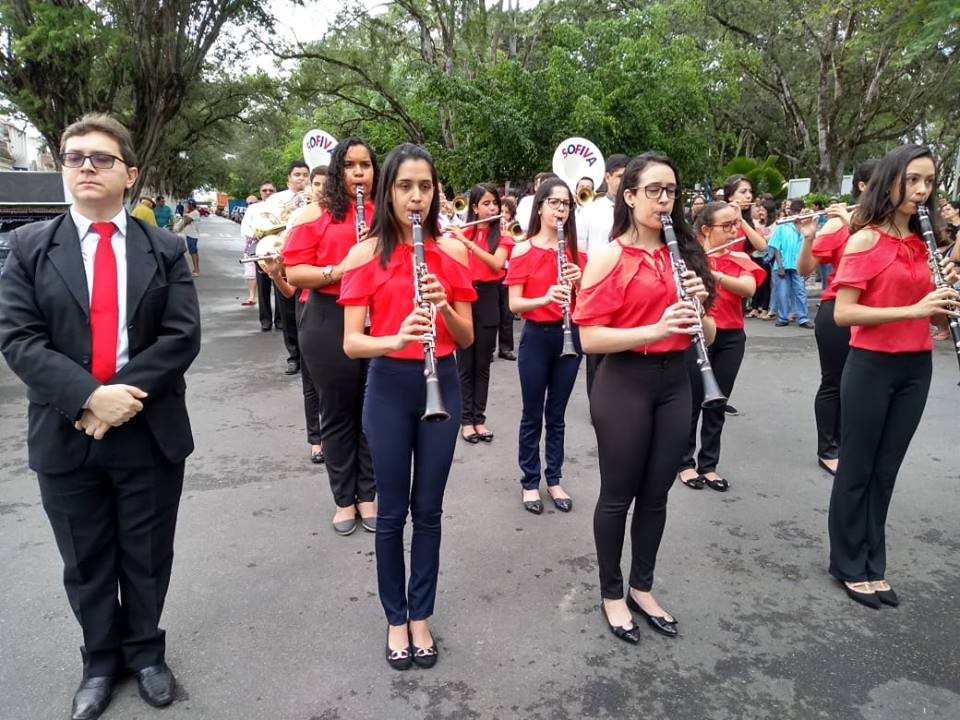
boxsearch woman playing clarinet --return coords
[829,145,958,609]
[283,138,378,536]
[338,143,476,669]
[504,178,585,515]
[447,184,515,443]
[796,160,876,476]
[575,153,715,643]
[678,202,764,492]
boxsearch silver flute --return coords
[774,204,858,225]
[917,204,960,383]
[411,213,450,421]
[556,219,577,357]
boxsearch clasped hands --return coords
[74,384,148,440]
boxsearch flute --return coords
[411,213,450,421]
[445,215,503,231]
[917,204,960,383]
[705,238,743,256]
[774,204,858,224]
[661,213,726,408]
[556,219,577,357]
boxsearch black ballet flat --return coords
[385,632,413,671]
[600,602,640,644]
[461,431,480,444]
[817,457,837,476]
[476,430,494,442]
[626,594,678,638]
[411,642,439,669]
[873,583,899,607]
[703,476,729,492]
[842,581,881,609]
[680,474,705,490]
[522,492,544,515]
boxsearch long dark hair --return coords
[526,177,579,264]
[851,158,878,202]
[370,143,441,268]
[851,145,938,236]
[324,137,379,223]
[465,182,502,252]
[722,173,755,229]
[612,153,715,306]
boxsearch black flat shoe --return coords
[703,476,729,492]
[724,403,739,416]
[311,450,325,464]
[842,581,881,609]
[873,583,899,607]
[547,491,572,512]
[461,431,480,444]
[498,350,517,361]
[680,474,705,490]
[411,642,439,668]
[71,676,114,720]
[476,430,494,442]
[386,632,413,671]
[135,663,176,707]
[626,595,678,638]
[600,601,640,644]
[817,457,837,476]
[522,492,543,515]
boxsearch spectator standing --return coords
[768,199,813,328]
[153,196,173,229]
[175,199,201,277]
[130,196,157,226]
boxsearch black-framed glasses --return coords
[633,184,678,200]
[61,152,127,170]
[544,197,572,210]
[707,222,738,233]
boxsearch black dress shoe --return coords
[386,633,413,671]
[817,457,837,476]
[522,492,543,515]
[874,584,899,607]
[703,475,730,492]
[135,663,176,707]
[71,676,113,720]
[311,449,325,464]
[627,594,678,638]
[285,360,300,375]
[547,491,572,512]
[260,324,272,332]
[412,641,439,668]
[601,602,640,644]
[842,581,881,609]
[724,403,739,416]
[498,350,517,361]
[679,474,705,490]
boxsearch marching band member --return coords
[678,202,764,492]
[448,184,515,443]
[828,145,958,609]
[722,174,768,252]
[283,139,378,536]
[575,152,715,643]
[797,159,876,476]
[496,196,519,360]
[505,178,585,515]
[338,143,476,670]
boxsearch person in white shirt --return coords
[516,171,557,232]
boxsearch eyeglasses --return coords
[61,152,127,170]
[633,184,678,200]
[260,188,275,195]
[544,198,572,210]
[707,222,739,233]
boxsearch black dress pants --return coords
[458,281,499,425]
[296,300,322,445]
[592,351,690,598]
[278,292,299,365]
[256,265,283,329]
[496,281,514,353]
[299,291,375,508]
[828,348,930,582]
[38,447,184,677]
[814,299,850,460]
[679,329,745,474]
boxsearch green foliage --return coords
[719,156,788,199]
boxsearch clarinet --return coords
[916,204,960,382]
[411,213,450,422]
[556,219,578,357]
[355,186,365,242]
[661,213,726,409]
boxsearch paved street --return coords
[2,215,959,720]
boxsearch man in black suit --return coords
[0,114,201,720]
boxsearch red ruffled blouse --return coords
[572,242,690,353]
[709,251,766,330]
[464,224,514,282]
[338,241,477,360]
[811,226,849,302]
[832,228,934,353]
[282,202,375,300]
[503,243,586,322]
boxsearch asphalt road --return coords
[1,215,959,720]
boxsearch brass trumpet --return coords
[505,220,523,239]
[576,187,596,207]
[452,194,468,215]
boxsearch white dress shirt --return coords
[71,207,130,371]
[581,195,615,257]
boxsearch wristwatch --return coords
[321,265,335,283]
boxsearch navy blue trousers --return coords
[363,355,460,625]
[516,320,582,490]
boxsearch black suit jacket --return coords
[0,212,201,473]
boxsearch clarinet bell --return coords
[422,376,450,423]
[560,336,577,358]
[700,369,727,409]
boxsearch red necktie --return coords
[89,221,119,382]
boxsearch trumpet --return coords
[576,187,595,207]
[661,213,726,409]
[505,220,523,239]
[411,213,450,422]
[774,204,858,225]
[556,219,578,358]
[452,194,468,215]
[355,185,366,242]
[917,204,960,384]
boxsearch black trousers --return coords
[592,351,690,598]
[497,281,514,352]
[299,291,375,507]
[38,447,184,677]
[814,299,850,460]
[828,348,931,582]
[458,281,499,425]
[752,258,772,311]
[585,353,605,397]
[296,300,322,445]
[679,329,745,474]
[256,265,283,329]
[278,292,299,364]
